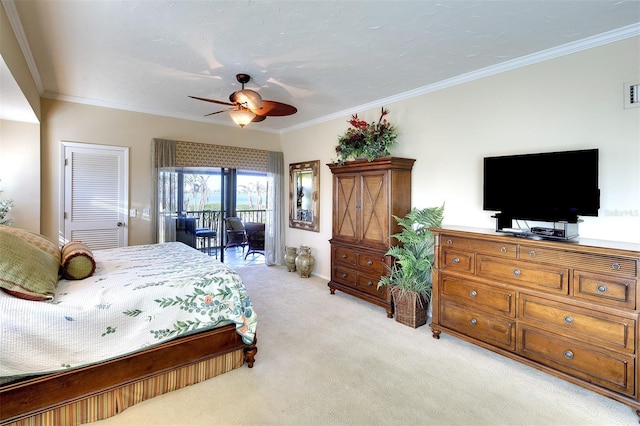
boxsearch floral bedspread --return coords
[0,242,257,377]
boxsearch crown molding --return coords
[1,0,43,94]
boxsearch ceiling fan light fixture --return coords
[234,89,262,110]
[229,107,256,128]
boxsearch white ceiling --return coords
[2,0,640,131]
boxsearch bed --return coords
[0,227,257,425]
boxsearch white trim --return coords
[1,0,44,94]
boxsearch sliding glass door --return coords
[172,167,267,263]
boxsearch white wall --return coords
[40,99,282,245]
[282,37,640,280]
[0,119,40,232]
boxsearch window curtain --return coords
[265,151,285,266]
[151,139,177,243]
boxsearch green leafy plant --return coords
[0,181,14,225]
[378,205,444,302]
[334,107,397,164]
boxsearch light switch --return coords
[142,208,150,218]
[129,208,137,218]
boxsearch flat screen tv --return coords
[483,149,599,224]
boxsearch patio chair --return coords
[195,210,221,257]
[224,216,247,253]
[244,222,265,259]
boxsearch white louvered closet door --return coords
[63,142,129,250]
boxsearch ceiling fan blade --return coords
[204,109,229,117]
[189,95,234,107]
[252,115,267,122]
[250,100,297,117]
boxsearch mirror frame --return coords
[289,160,320,232]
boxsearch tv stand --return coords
[493,214,580,241]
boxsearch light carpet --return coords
[94,265,636,425]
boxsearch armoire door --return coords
[333,173,358,243]
[360,170,389,247]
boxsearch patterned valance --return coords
[176,141,269,172]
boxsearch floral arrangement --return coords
[334,107,397,164]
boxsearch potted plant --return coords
[334,107,397,164]
[378,205,444,328]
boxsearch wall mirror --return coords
[289,160,320,232]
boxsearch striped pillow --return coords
[61,241,96,280]
[0,230,60,301]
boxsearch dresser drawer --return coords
[441,249,475,274]
[440,276,515,317]
[477,255,569,295]
[519,294,635,353]
[440,300,515,350]
[518,325,635,396]
[520,245,638,277]
[441,235,517,258]
[573,271,636,310]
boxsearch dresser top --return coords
[431,225,640,256]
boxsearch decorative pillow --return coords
[0,225,60,259]
[0,230,60,301]
[61,241,96,280]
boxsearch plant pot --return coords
[391,287,428,328]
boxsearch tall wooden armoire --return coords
[327,157,415,317]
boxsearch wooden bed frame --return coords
[0,324,257,425]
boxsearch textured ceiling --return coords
[3,0,640,131]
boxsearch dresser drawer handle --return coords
[469,318,477,325]
[563,350,574,360]
[366,281,373,286]
[367,260,373,265]
[453,257,460,264]
[597,285,607,293]
[341,254,347,259]
[564,316,574,324]
[469,290,477,297]
[500,247,507,253]
[447,239,453,245]
[513,269,522,276]
[611,262,621,270]
[341,273,347,278]
[529,250,536,258]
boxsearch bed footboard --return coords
[1,324,256,426]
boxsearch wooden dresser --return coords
[430,226,640,415]
[327,157,414,317]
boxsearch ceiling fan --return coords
[189,73,297,128]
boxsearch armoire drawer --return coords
[440,276,515,317]
[356,252,386,275]
[518,325,635,396]
[333,265,357,287]
[440,299,515,350]
[334,246,357,267]
[441,235,517,258]
[519,294,635,353]
[355,274,387,298]
[477,255,569,295]
[573,270,636,310]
